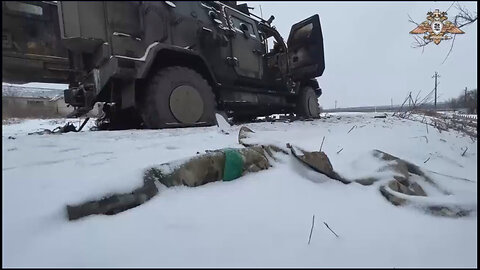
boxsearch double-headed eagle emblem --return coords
[410,9,464,45]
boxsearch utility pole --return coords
[432,72,440,109]
[391,98,393,107]
[464,87,468,105]
[335,100,337,109]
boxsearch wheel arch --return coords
[301,79,322,97]
[138,47,218,93]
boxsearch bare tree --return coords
[408,3,477,63]
[408,14,432,53]
[454,3,478,28]
[447,88,478,113]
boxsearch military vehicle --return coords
[2,1,325,129]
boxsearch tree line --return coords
[447,88,477,114]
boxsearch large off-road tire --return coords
[231,114,257,124]
[141,66,216,129]
[296,86,320,119]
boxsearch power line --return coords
[418,84,439,105]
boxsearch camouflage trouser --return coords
[66,125,345,221]
[144,146,273,188]
[66,178,158,221]
[66,145,280,220]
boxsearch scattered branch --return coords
[426,169,474,182]
[446,1,457,13]
[399,110,476,139]
[320,136,325,152]
[323,222,339,238]
[443,4,477,63]
[308,215,315,245]
[454,3,478,28]
[408,14,419,26]
[461,147,468,156]
[442,34,457,65]
[347,125,356,134]
[336,148,344,154]
[424,157,431,163]
[411,136,429,143]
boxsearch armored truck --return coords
[2,1,325,129]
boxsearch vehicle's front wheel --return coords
[141,66,216,129]
[296,86,320,119]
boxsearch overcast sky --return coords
[6,1,477,109]
[246,1,477,108]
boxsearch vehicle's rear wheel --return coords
[141,66,216,129]
[231,114,257,124]
[296,86,320,118]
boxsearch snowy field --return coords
[439,111,478,120]
[2,112,477,267]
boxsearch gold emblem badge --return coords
[410,9,464,45]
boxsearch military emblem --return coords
[410,9,464,45]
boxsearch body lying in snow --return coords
[66,126,475,221]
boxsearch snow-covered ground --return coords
[456,114,478,120]
[439,111,478,120]
[2,113,477,267]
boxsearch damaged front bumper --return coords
[64,56,137,117]
[64,84,97,117]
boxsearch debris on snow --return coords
[3,112,476,267]
[64,125,475,221]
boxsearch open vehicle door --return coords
[287,14,325,80]
[2,1,70,84]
